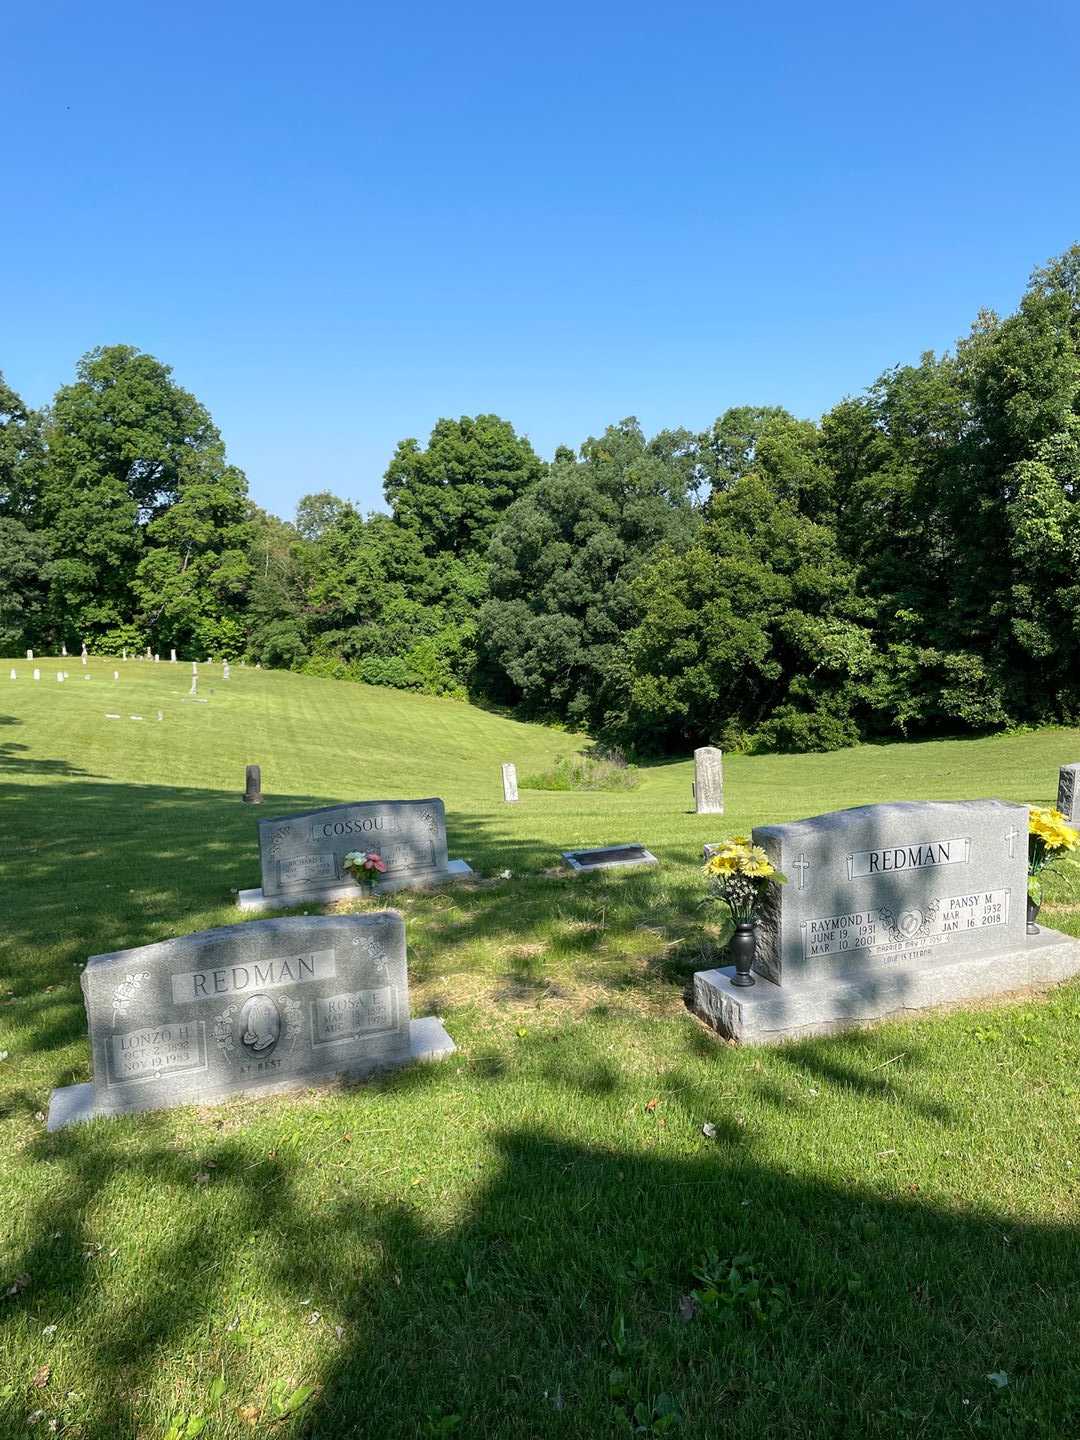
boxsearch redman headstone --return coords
[238,797,474,912]
[693,799,1080,1043]
[46,911,454,1129]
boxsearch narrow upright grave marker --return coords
[33,668,39,681]
[562,844,658,874]
[61,644,67,656]
[170,648,177,663]
[26,649,32,661]
[154,653,160,663]
[46,911,455,1129]
[242,764,263,805]
[113,671,119,681]
[1057,764,1080,825]
[189,675,198,697]
[693,747,724,814]
[145,646,151,659]
[56,672,63,683]
[9,669,15,680]
[501,762,518,803]
[223,661,231,681]
[122,648,127,660]
[693,799,1080,1044]
[238,798,474,911]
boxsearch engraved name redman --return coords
[846,836,972,880]
[171,950,336,1005]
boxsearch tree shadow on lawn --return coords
[2,1039,1077,1439]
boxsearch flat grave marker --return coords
[562,843,659,874]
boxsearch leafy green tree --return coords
[384,415,545,557]
[0,518,54,653]
[39,346,240,642]
[0,373,44,520]
[478,419,700,728]
[612,472,875,752]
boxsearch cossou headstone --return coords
[501,762,518,803]
[693,747,724,814]
[1057,764,1080,824]
[46,911,455,1129]
[693,799,1080,1044]
[238,798,474,912]
[242,764,262,805]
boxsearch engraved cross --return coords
[1004,826,1021,859]
[793,853,810,891]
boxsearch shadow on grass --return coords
[2,1045,1077,1438]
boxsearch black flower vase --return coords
[729,921,757,987]
[1027,896,1041,935]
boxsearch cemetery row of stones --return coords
[47,757,1080,1130]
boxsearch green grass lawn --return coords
[2,659,1080,1439]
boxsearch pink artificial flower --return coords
[363,851,388,874]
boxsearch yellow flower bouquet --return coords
[1028,807,1080,910]
[702,836,787,925]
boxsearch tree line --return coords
[2,246,1079,754]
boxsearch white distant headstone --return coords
[56,672,64,683]
[501,762,519,803]
[255,662,261,670]
[189,676,198,697]
[157,710,163,721]
[82,643,88,659]
[113,671,119,681]
[223,661,231,680]
[145,646,151,659]
[61,644,67,656]
[33,668,40,681]
[26,649,33,661]
[9,669,16,680]
[170,648,177,662]
[81,654,87,667]
[693,747,724,815]
[122,648,128,660]
[154,654,160,663]
[192,661,198,675]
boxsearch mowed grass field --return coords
[2,659,1080,1440]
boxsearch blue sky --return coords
[4,0,1079,520]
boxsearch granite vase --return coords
[729,920,757,987]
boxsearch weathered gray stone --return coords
[1057,764,1080,823]
[242,763,262,805]
[694,926,1080,1043]
[46,911,454,1128]
[692,798,1055,1043]
[693,747,723,814]
[562,844,659,874]
[501,763,519,803]
[238,798,473,911]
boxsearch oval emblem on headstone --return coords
[898,909,923,938]
[239,993,281,1055]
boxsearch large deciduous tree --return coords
[384,414,545,558]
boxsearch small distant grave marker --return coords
[693,747,724,814]
[1057,764,1080,824]
[46,911,455,1129]
[562,843,659,874]
[242,764,263,805]
[501,763,519,803]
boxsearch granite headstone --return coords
[1057,764,1080,824]
[694,799,1080,1043]
[47,911,454,1128]
[501,763,519,803]
[238,797,474,911]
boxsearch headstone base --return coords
[46,1016,455,1130]
[236,859,475,912]
[693,927,1080,1044]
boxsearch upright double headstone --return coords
[46,911,455,1129]
[693,747,724,814]
[694,799,1080,1043]
[238,798,474,911]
